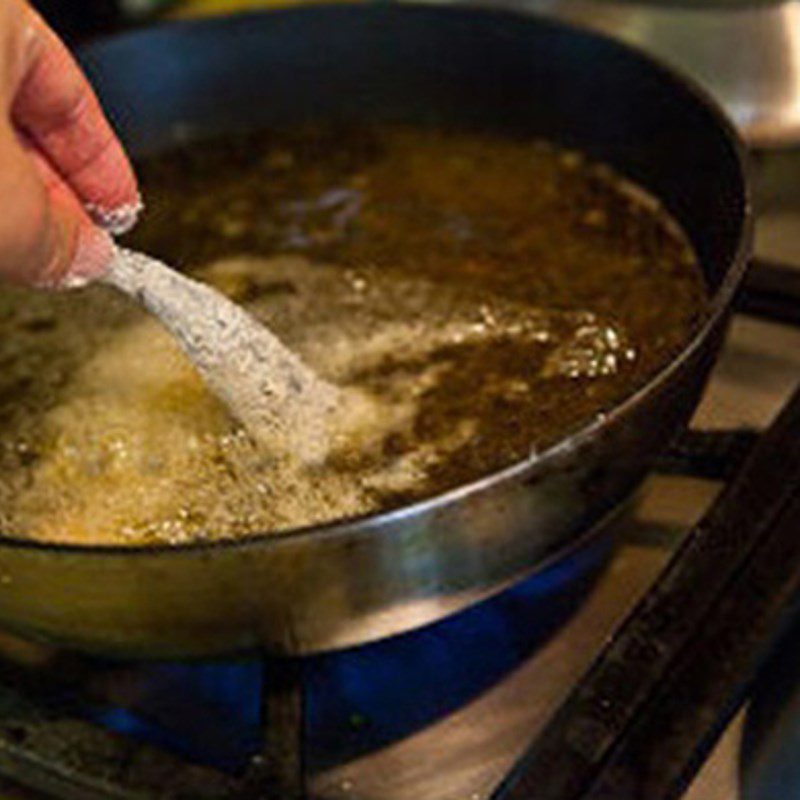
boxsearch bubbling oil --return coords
[0,126,706,545]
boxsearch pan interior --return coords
[0,123,707,546]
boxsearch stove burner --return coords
[46,531,611,776]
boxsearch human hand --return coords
[0,0,139,288]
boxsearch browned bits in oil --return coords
[0,125,707,545]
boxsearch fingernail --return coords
[86,194,144,236]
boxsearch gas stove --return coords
[1,3,800,799]
[0,154,791,800]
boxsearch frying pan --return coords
[0,4,750,658]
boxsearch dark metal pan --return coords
[0,4,750,657]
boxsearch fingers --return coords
[0,1,132,288]
[0,122,113,288]
[10,3,140,233]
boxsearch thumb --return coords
[29,146,114,289]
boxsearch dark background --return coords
[31,1,125,42]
